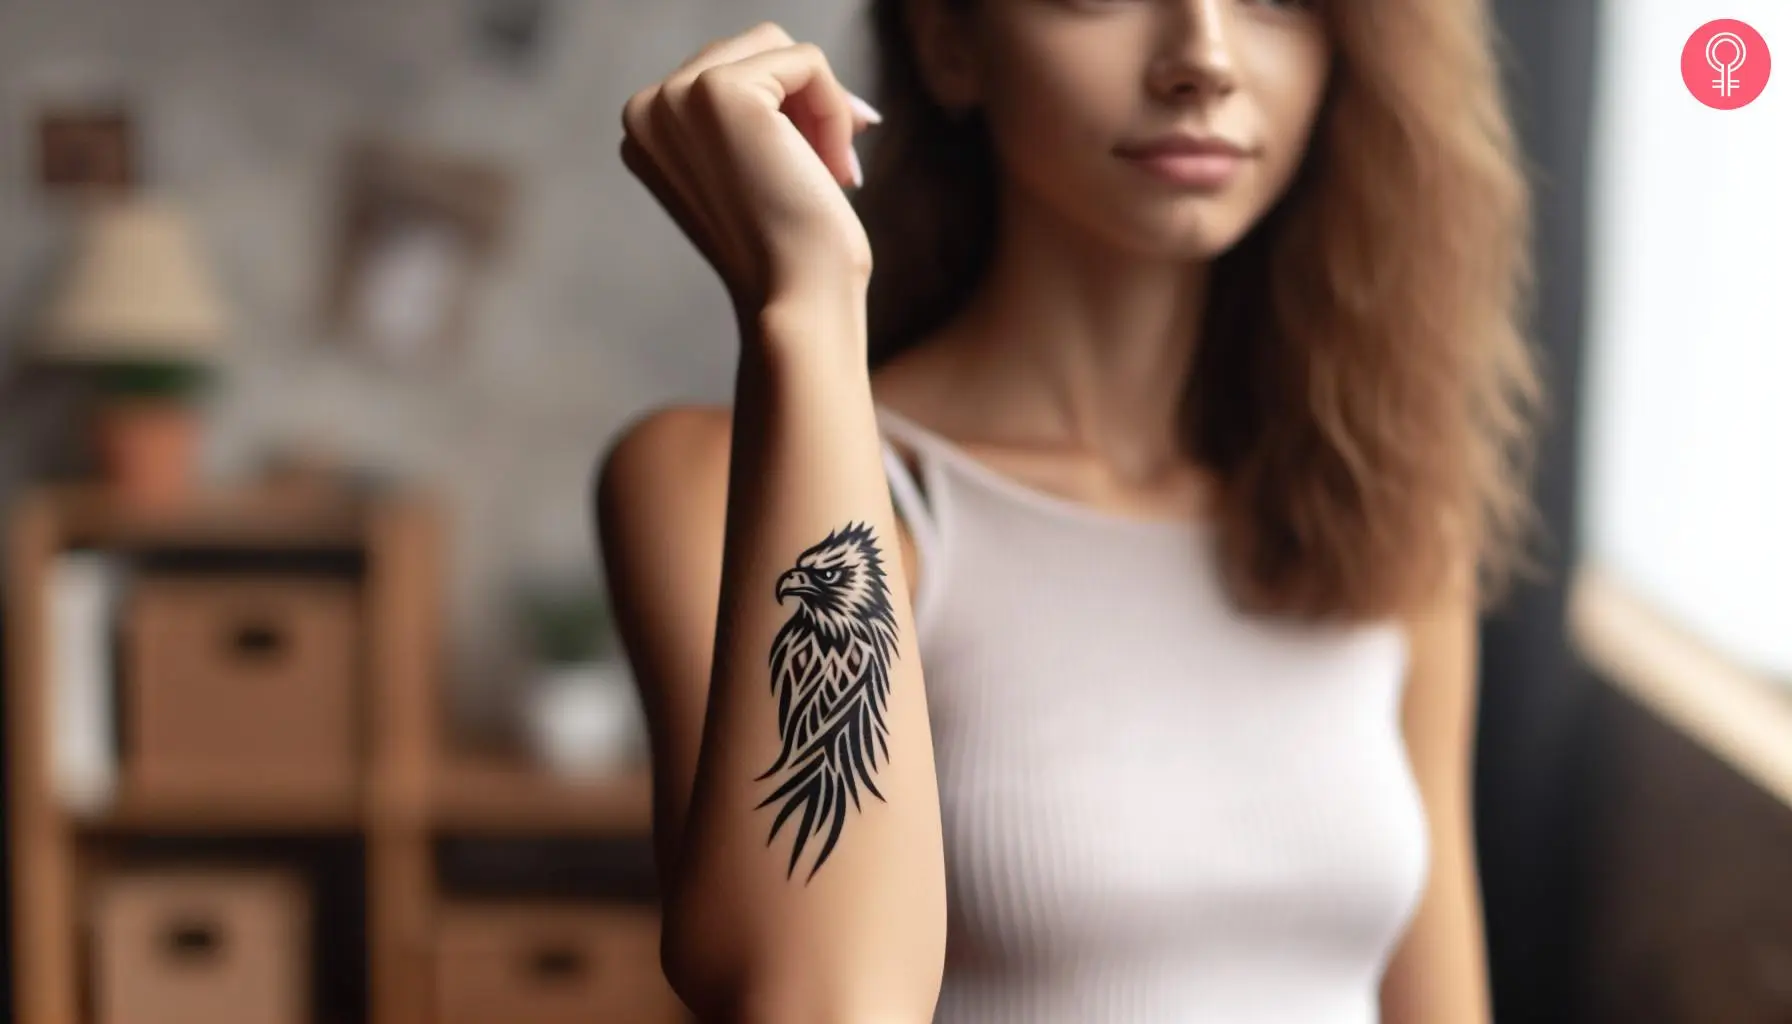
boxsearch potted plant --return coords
[513,579,645,778]
[90,357,215,508]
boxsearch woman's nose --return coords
[1148,0,1239,102]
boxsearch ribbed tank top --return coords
[873,403,1431,1024]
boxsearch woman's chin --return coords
[1066,192,1257,262]
[1110,215,1255,263]
[1037,187,1263,266]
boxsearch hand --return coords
[621,22,881,314]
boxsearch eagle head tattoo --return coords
[755,521,899,883]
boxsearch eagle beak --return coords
[776,569,810,602]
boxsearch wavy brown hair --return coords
[853,0,1545,623]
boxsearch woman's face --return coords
[936,0,1332,260]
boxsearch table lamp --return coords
[34,194,228,508]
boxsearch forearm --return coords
[665,286,946,1022]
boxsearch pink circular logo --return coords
[1682,19,1771,109]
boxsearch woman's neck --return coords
[942,187,1212,479]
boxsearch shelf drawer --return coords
[91,869,310,1024]
[124,575,361,800]
[433,902,686,1024]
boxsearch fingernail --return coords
[847,144,864,189]
[846,90,884,125]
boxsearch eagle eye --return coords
[815,568,841,584]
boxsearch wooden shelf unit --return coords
[5,484,656,1024]
[430,756,654,836]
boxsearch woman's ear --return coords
[905,0,983,113]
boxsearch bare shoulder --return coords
[595,401,920,617]
[593,404,733,627]
[598,403,733,510]
[1397,552,1480,660]
[1392,556,1482,780]
[589,404,734,895]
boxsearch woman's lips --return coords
[1114,132,1254,190]
[1119,150,1246,190]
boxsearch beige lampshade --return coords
[35,195,228,363]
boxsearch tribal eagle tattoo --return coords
[755,521,899,883]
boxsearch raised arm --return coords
[594,22,945,1024]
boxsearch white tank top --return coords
[874,403,1431,1024]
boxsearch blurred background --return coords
[0,0,1783,1022]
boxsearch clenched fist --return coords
[621,22,882,316]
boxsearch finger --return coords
[844,90,884,128]
[672,20,793,78]
[619,134,732,275]
[694,42,861,189]
[646,24,801,243]
[623,86,742,281]
[675,26,883,132]
[643,20,792,202]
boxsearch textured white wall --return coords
[0,0,875,722]
[1580,0,1791,676]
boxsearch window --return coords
[1579,1,1790,677]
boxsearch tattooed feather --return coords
[755,521,899,883]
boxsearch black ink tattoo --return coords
[755,521,899,883]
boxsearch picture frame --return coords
[322,136,514,369]
[35,105,137,192]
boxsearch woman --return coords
[598,0,1539,1020]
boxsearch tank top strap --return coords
[874,404,946,561]
[875,404,955,638]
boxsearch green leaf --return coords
[515,579,618,665]
[93,359,215,400]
